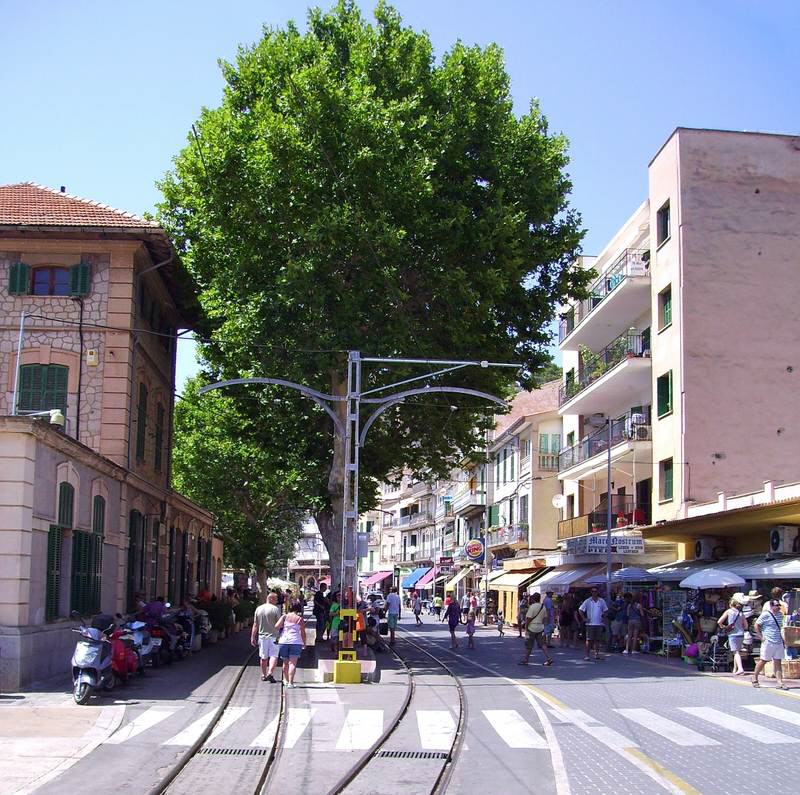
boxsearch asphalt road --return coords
[26,615,800,795]
[401,613,800,795]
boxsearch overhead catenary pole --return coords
[606,416,613,598]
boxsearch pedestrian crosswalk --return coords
[103,700,800,754]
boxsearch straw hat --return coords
[747,590,762,600]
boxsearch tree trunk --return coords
[315,508,341,592]
[255,565,268,602]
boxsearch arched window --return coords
[307,576,315,588]
[58,482,74,528]
[127,510,143,610]
[92,496,105,536]
[297,576,304,588]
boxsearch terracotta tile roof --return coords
[493,380,559,436]
[0,182,159,229]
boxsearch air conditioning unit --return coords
[694,537,720,561]
[769,525,799,554]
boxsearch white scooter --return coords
[70,612,115,704]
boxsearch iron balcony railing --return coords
[486,524,528,548]
[452,489,486,513]
[558,414,652,471]
[559,331,649,406]
[557,497,651,539]
[397,511,433,528]
[559,248,650,342]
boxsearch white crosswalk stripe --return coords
[743,704,800,729]
[285,708,316,749]
[163,705,250,746]
[680,707,800,744]
[416,710,456,750]
[483,709,548,749]
[335,709,383,750]
[104,707,180,745]
[555,709,638,749]
[614,708,720,746]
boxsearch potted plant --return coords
[205,600,230,643]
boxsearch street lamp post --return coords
[200,352,515,615]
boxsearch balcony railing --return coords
[452,489,486,513]
[559,249,649,342]
[559,414,651,471]
[559,331,649,406]
[486,524,528,548]
[557,497,651,539]
[538,453,559,471]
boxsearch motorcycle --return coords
[109,626,139,684]
[118,616,157,671]
[70,612,116,704]
[157,609,189,664]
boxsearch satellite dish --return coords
[551,494,567,509]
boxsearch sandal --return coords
[543,660,553,666]
[752,679,760,688]
[779,685,790,691]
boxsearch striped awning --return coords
[362,570,393,587]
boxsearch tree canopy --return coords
[159,1,589,585]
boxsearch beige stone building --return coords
[0,183,217,690]
[556,128,800,555]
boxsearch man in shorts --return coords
[518,593,553,666]
[386,586,402,646]
[251,592,281,682]
[579,588,609,662]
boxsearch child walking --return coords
[497,610,505,637]
[466,610,477,649]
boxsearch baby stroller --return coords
[696,634,731,673]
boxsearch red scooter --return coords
[109,627,139,684]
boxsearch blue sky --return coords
[3,1,798,388]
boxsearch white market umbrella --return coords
[679,568,745,590]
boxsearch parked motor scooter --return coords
[119,615,157,670]
[70,612,116,704]
[109,626,139,684]
[157,608,188,664]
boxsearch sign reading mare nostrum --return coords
[565,535,645,555]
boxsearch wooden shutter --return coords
[44,365,68,412]
[58,482,74,528]
[92,496,105,535]
[154,404,164,472]
[136,383,148,460]
[167,526,176,603]
[488,504,500,526]
[19,365,43,411]
[9,262,30,295]
[70,262,91,296]
[71,531,90,614]
[46,526,63,620]
[127,510,141,610]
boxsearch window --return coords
[46,482,74,620]
[74,496,104,619]
[658,285,672,330]
[488,504,500,526]
[566,431,575,448]
[58,482,74,528]
[136,383,148,461]
[509,446,515,481]
[521,439,531,460]
[508,498,515,526]
[9,262,91,296]
[127,510,143,609]
[657,370,673,417]
[154,403,165,472]
[657,201,671,246]
[18,364,68,413]
[660,458,674,501]
[519,494,528,523]
[566,494,575,519]
[502,448,508,484]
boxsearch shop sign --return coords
[438,556,454,573]
[565,535,645,555]
[464,538,485,563]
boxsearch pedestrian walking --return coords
[718,595,747,675]
[517,596,528,639]
[543,591,555,647]
[466,610,477,649]
[752,597,788,689]
[442,597,461,649]
[251,592,281,682]
[328,591,341,653]
[558,595,575,648]
[518,593,552,666]
[413,593,423,625]
[433,594,443,618]
[461,590,471,622]
[274,600,306,688]
[313,583,330,642]
[497,610,505,637]
[386,586,402,646]
[579,587,609,661]
[623,594,644,655]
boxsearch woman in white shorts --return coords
[717,595,747,675]
[751,600,787,690]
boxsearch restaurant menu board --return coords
[662,590,687,641]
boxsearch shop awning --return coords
[414,567,440,589]
[529,564,605,593]
[362,570,393,587]
[444,566,473,591]
[493,571,541,592]
[585,567,656,585]
[401,566,431,589]
[476,570,507,591]
[648,555,800,582]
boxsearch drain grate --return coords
[376,750,449,760]
[197,747,268,757]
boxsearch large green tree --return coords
[159,1,589,586]
[173,377,324,592]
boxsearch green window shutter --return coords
[70,262,91,296]
[488,504,500,526]
[44,365,68,412]
[154,404,164,472]
[92,533,103,613]
[9,261,30,295]
[58,482,74,528]
[663,459,674,501]
[136,384,148,460]
[19,365,43,412]
[92,496,106,536]
[71,531,88,614]
[657,371,673,417]
[127,510,141,610]
[550,434,561,454]
[538,433,549,453]
[46,526,63,620]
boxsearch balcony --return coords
[435,500,455,521]
[559,249,650,351]
[558,414,652,480]
[452,489,486,516]
[486,524,528,549]
[538,453,559,471]
[557,496,651,540]
[558,331,651,416]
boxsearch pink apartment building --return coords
[556,128,800,559]
[0,183,220,690]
